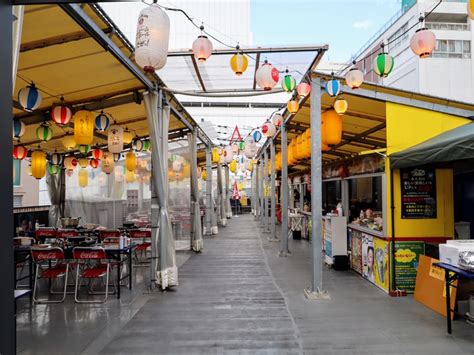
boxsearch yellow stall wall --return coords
[385,103,470,239]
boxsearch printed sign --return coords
[394,241,425,292]
[362,234,375,284]
[374,238,389,292]
[401,168,436,219]
[350,230,363,274]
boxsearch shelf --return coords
[347,224,386,239]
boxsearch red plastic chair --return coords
[99,230,121,244]
[31,247,69,304]
[129,229,151,265]
[35,228,57,243]
[73,247,111,303]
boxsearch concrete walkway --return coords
[101,214,473,354]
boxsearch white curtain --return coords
[188,132,203,251]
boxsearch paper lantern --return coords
[296,83,311,98]
[135,4,170,72]
[410,28,436,58]
[239,141,245,151]
[13,120,25,139]
[469,0,474,20]
[334,99,348,115]
[142,139,151,151]
[78,158,89,169]
[50,104,72,125]
[374,52,394,78]
[36,123,53,142]
[325,79,341,97]
[18,84,42,112]
[230,52,248,75]
[140,159,148,169]
[47,163,60,176]
[125,151,137,171]
[229,160,237,173]
[31,151,46,179]
[92,147,103,160]
[287,100,299,114]
[13,145,28,160]
[89,158,99,169]
[78,169,88,188]
[172,159,183,172]
[212,147,220,163]
[272,113,283,127]
[74,110,94,145]
[101,151,114,174]
[201,169,207,181]
[281,74,296,92]
[243,140,257,158]
[113,153,121,162]
[322,109,342,146]
[114,166,124,183]
[108,124,124,153]
[62,133,76,150]
[223,146,234,163]
[256,61,279,91]
[133,139,145,152]
[49,152,63,166]
[95,111,110,131]
[252,131,262,143]
[192,35,213,62]
[65,169,73,177]
[345,68,364,89]
[78,145,90,155]
[64,156,77,170]
[123,129,133,144]
[126,170,135,183]
[261,122,276,138]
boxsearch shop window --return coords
[348,176,383,229]
[322,180,341,215]
[433,39,471,58]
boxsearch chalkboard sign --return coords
[401,168,436,219]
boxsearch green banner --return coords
[394,241,425,293]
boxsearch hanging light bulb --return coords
[374,47,394,78]
[410,26,436,58]
[256,60,279,91]
[345,67,364,89]
[230,46,248,75]
[135,3,170,72]
[192,25,213,62]
[334,99,348,115]
[296,83,311,98]
[287,100,299,114]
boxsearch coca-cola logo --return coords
[131,232,149,238]
[34,252,60,260]
[79,251,101,259]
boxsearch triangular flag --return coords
[229,125,242,143]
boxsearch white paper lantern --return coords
[345,68,364,89]
[114,166,124,183]
[108,124,123,154]
[243,140,258,158]
[272,113,283,127]
[410,28,436,58]
[256,61,279,91]
[223,146,234,163]
[64,156,77,170]
[261,122,276,138]
[101,150,114,174]
[192,35,213,62]
[135,4,170,72]
[172,160,183,173]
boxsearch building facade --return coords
[351,0,473,103]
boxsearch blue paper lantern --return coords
[252,131,262,143]
[325,79,341,97]
[18,84,42,112]
[95,111,110,131]
[12,119,25,139]
[49,152,63,166]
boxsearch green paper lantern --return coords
[281,74,296,92]
[374,53,394,78]
[36,123,53,142]
[47,163,60,175]
[239,141,245,151]
[142,139,151,151]
[78,144,91,155]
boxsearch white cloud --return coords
[352,20,372,30]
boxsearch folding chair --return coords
[73,247,112,303]
[31,247,69,303]
[129,229,151,265]
[98,229,121,244]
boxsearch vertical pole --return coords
[264,149,270,232]
[299,183,305,211]
[205,146,212,235]
[254,161,259,219]
[270,139,277,241]
[225,165,230,218]
[259,161,264,224]
[0,2,14,353]
[308,77,327,296]
[280,122,290,256]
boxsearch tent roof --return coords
[390,122,474,169]
[14,3,211,154]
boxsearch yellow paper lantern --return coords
[182,164,191,178]
[78,158,89,169]
[62,133,76,150]
[73,110,94,146]
[322,109,342,146]
[78,169,88,187]
[469,0,474,20]
[230,160,237,173]
[230,52,248,76]
[126,170,135,183]
[31,151,46,179]
[123,129,133,144]
[248,159,254,172]
[287,100,299,114]
[201,169,207,181]
[125,151,137,172]
[212,147,220,164]
[334,99,348,115]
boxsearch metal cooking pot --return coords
[60,217,81,228]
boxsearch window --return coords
[14,195,22,207]
[388,22,409,52]
[433,40,471,58]
[322,180,341,214]
[348,176,383,223]
[13,160,21,186]
[426,22,470,31]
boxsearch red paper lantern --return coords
[92,147,103,160]
[51,105,72,125]
[13,145,28,160]
[296,83,311,98]
[89,158,99,169]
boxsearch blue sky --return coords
[251,0,402,62]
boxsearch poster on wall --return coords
[351,230,363,274]
[395,241,425,293]
[362,234,375,283]
[401,168,436,219]
[374,238,389,292]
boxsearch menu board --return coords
[401,168,436,219]
[394,241,425,293]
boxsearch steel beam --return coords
[280,121,290,256]
[270,139,277,241]
[264,149,270,233]
[190,56,207,92]
[205,146,212,236]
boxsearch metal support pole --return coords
[299,183,305,211]
[270,139,277,241]
[263,150,270,233]
[205,147,212,236]
[255,161,260,219]
[225,165,231,218]
[305,77,329,299]
[1,1,14,353]
[259,161,264,223]
[280,122,290,256]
